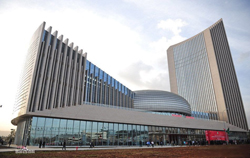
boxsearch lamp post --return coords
[221,108,228,144]
[10,129,14,137]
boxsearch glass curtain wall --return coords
[84,60,134,108]
[29,116,207,146]
[173,33,218,120]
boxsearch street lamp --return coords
[221,108,228,144]
[221,108,228,129]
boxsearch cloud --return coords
[151,19,187,56]
[157,19,188,35]
[149,36,186,55]
[118,61,153,89]
[121,18,188,92]
[116,18,188,92]
[118,61,169,91]
[242,95,250,128]
[238,51,250,62]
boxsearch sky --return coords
[0,0,250,135]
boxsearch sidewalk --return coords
[0,144,183,153]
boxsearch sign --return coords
[172,114,182,117]
[205,131,209,141]
[186,116,194,119]
[205,130,228,142]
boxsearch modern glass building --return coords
[12,25,133,116]
[167,19,248,130]
[84,60,134,108]
[12,21,247,146]
[28,116,245,147]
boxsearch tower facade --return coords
[167,19,248,130]
[12,22,134,144]
[12,22,134,119]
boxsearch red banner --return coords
[186,116,194,119]
[205,130,228,141]
[205,131,209,141]
[172,114,182,117]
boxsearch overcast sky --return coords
[0,0,250,134]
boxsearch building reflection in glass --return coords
[28,116,227,146]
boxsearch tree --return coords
[6,129,16,144]
[0,137,3,145]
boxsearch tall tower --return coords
[167,19,248,130]
[12,22,134,145]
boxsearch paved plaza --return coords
[0,144,182,153]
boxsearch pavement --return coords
[0,144,183,153]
